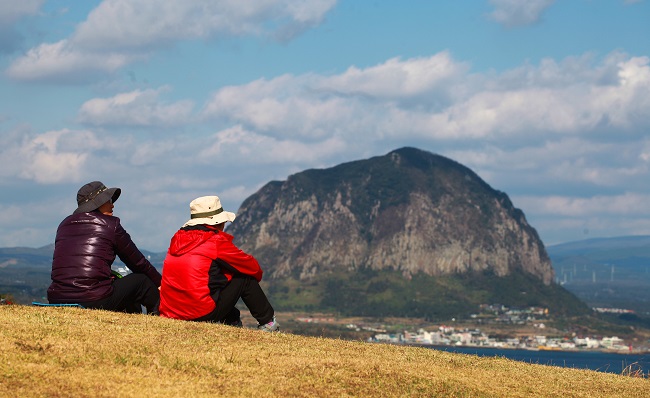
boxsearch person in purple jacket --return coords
[47,181,161,314]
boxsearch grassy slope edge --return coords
[1,306,647,398]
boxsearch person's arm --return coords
[113,218,162,286]
[215,238,263,281]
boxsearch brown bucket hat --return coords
[74,181,121,214]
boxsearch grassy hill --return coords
[268,268,591,320]
[1,305,647,397]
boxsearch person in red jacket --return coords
[48,181,161,314]
[159,195,278,331]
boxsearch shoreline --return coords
[384,341,650,355]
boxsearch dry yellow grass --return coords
[1,306,648,397]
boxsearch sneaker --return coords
[258,316,280,332]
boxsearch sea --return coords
[426,346,650,375]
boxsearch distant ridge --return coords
[547,235,650,314]
[549,235,650,255]
[0,244,164,305]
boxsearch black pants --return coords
[81,273,159,314]
[194,274,274,325]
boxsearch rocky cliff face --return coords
[229,147,554,285]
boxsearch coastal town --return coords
[295,303,650,354]
[368,324,636,353]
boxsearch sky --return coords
[0,0,649,252]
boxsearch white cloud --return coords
[128,141,177,167]
[3,49,650,249]
[0,0,45,53]
[488,0,555,27]
[0,200,62,247]
[203,75,365,140]
[5,39,137,83]
[6,0,337,82]
[515,193,650,217]
[0,0,44,24]
[199,124,347,164]
[57,50,648,192]
[74,0,337,50]
[511,192,650,245]
[396,53,650,138]
[448,135,650,195]
[322,52,469,101]
[201,54,476,142]
[78,86,194,127]
[202,51,650,143]
[0,129,100,183]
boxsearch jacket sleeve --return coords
[215,238,263,282]
[113,218,163,286]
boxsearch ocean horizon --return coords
[426,345,649,376]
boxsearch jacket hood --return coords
[167,229,216,256]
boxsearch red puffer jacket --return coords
[47,212,162,304]
[159,226,263,320]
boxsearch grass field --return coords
[1,305,648,397]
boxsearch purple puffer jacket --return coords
[47,211,162,304]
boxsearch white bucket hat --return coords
[182,196,236,227]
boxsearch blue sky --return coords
[1,0,649,252]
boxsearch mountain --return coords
[547,236,650,314]
[0,244,54,267]
[228,147,588,319]
[0,245,54,304]
[548,235,650,262]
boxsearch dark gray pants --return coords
[81,273,159,314]
[193,274,274,325]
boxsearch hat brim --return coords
[182,210,236,228]
[74,187,121,214]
